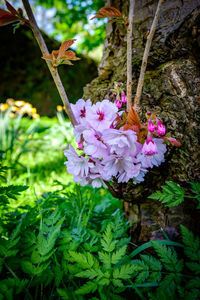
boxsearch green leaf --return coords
[113,264,134,280]
[69,251,94,269]
[190,182,200,204]
[75,269,101,280]
[152,242,179,272]
[186,262,200,274]
[98,251,110,268]
[98,278,110,286]
[131,240,183,258]
[100,224,116,252]
[21,261,35,275]
[181,225,200,261]
[148,181,185,207]
[140,255,162,271]
[186,277,200,289]
[112,279,124,287]
[111,245,127,264]
[75,281,97,295]
[57,288,69,299]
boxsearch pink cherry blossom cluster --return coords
[64,99,168,188]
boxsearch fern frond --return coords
[111,245,127,265]
[113,264,135,280]
[75,281,97,295]
[69,251,94,269]
[180,225,200,261]
[149,181,185,207]
[152,242,180,272]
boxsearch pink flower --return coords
[87,100,118,132]
[117,163,141,183]
[121,92,127,103]
[141,137,158,155]
[103,155,135,180]
[147,120,155,132]
[114,98,122,108]
[137,139,166,168]
[83,128,108,159]
[71,99,92,124]
[157,120,166,135]
[102,128,137,156]
[64,145,93,177]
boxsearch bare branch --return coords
[22,0,78,126]
[133,0,164,112]
[104,180,121,198]
[126,0,135,112]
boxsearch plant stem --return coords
[104,181,120,198]
[21,0,77,126]
[126,0,135,112]
[133,0,164,112]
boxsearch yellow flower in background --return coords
[1,98,40,119]
[6,98,15,105]
[15,101,25,107]
[32,113,40,119]
[10,112,15,118]
[11,106,18,112]
[31,107,37,114]
[0,103,9,111]
[57,105,63,112]
[21,103,33,114]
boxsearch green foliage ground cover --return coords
[0,113,200,299]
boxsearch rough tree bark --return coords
[84,0,200,243]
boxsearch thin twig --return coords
[133,0,164,112]
[22,0,77,126]
[104,181,121,198]
[126,0,135,112]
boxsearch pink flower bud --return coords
[147,120,155,132]
[142,137,158,155]
[121,92,127,103]
[77,142,83,150]
[147,111,152,116]
[114,99,122,108]
[157,121,166,135]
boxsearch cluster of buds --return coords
[111,82,127,109]
[0,98,40,119]
[142,111,166,155]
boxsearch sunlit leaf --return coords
[0,10,19,26]
[42,40,80,67]
[91,7,122,20]
[58,39,76,59]
[6,1,18,16]
[123,106,141,132]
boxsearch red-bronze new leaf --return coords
[91,7,122,20]
[0,2,28,27]
[42,39,80,67]
[5,1,18,15]
[123,105,141,132]
[0,10,19,26]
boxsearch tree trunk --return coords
[84,0,200,243]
